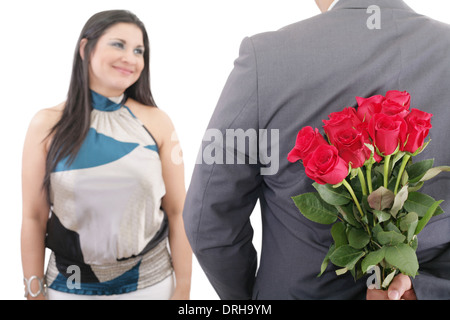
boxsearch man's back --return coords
[184,0,450,299]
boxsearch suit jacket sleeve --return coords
[412,243,450,299]
[183,36,261,300]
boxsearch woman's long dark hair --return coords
[43,10,157,203]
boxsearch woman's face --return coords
[87,22,145,97]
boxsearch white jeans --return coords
[46,275,174,300]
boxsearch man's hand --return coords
[366,274,417,300]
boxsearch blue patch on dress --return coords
[49,260,141,296]
[54,128,139,172]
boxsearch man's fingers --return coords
[366,286,389,300]
[367,274,417,300]
[387,274,413,300]
[401,289,417,300]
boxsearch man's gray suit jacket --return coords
[183,0,450,299]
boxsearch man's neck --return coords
[317,0,338,13]
[328,0,340,11]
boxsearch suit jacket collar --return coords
[331,0,413,11]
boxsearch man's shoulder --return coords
[248,13,325,46]
[248,9,450,52]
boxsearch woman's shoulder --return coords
[30,102,65,128]
[126,98,172,124]
[26,102,65,145]
[125,98,175,147]
[126,99,175,132]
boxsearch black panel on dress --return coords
[46,211,100,283]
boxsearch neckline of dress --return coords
[91,90,126,112]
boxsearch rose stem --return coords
[366,162,374,194]
[394,154,411,195]
[357,167,368,196]
[383,154,392,189]
[342,179,364,218]
[342,179,371,236]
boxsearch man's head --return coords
[315,0,335,12]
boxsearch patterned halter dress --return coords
[45,91,173,295]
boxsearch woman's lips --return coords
[113,66,134,76]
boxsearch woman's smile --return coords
[112,65,134,76]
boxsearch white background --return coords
[1,0,449,300]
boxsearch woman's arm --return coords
[21,107,61,300]
[126,100,192,299]
[157,112,192,300]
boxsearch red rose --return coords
[368,113,408,156]
[304,144,349,185]
[356,95,384,123]
[381,99,410,118]
[385,90,411,108]
[402,108,433,153]
[354,122,382,163]
[334,127,371,168]
[287,126,328,164]
[323,107,362,146]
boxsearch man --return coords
[183,0,450,299]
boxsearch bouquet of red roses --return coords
[288,90,449,289]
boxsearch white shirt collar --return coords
[328,0,340,11]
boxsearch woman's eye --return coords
[134,48,144,55]
[111,42,125,49]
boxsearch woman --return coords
[21,10,192,300]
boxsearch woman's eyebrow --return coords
[109,38,125,42]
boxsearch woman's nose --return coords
[121,49,138,64]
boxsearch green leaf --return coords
[331,222,348,248]
[318,244,335,277]
[372,224,383,239]
[348,227,370,249]
[415,200,445,235]
[390,185,409,218]
[292,193,339,224]
[361,247,386,273]
[330,245,365,269]
[406,159,434,183]
[337,204,361,228]
[376,231,406,246]
[401,169,409,186]
[410,138,431,156]
[385,244,419,277]
[411,236,418,251]
[367,187,395,211]
[400,212,418,242]
[382,269,398,289]
[408,181,424,193]
[385,221,401,233]
[420,166,450,182]
[373,210,391,223]
[404,192,444,217]
[313,182,352,206]
[335,267,348,276]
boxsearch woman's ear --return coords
[79,38,88,61]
